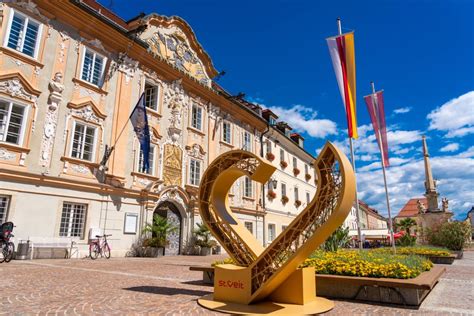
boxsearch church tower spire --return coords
[422,136,440,212]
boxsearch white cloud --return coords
[427,91,474,138]
[269,104,338,138]
[440,143,459,152]
[393,107,411,114]
[356,153,474,219]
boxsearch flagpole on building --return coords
[337,18,363,250]
[371,82,396,252]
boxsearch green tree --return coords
[142,214,177,248]
[397,218,417,234]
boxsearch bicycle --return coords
[89,234,111,260]
[0,222,15,263]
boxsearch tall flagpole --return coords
[371,82,396,252]
[337,18,363,250]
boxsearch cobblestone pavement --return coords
[0,251,472,315]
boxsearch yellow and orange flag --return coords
[326,32,358,139]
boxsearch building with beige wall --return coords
[343,200,389,243]
[0,0,316,257]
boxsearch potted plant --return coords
[280,160,288,169]
[267,190,276,200]
[141,214,177,257]
[293,168,300,176]
[305,173,312,181]
[295,200,302,207]
[266,152,275,161]
[281,195,289,204]
[194,223,217,256]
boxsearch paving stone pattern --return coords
[0,252,472,315]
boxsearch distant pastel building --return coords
[343,200,389,243]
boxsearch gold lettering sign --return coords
[197,142,356,314]
[163,144,182,186]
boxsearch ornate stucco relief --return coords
[39,72,64,167]
[117,52,139,84]
[185,143,206,160]
[0,148,16,161]
[162,144,183,186]
[70,105,102,125]
[164,79,187,143]
[146,26,210,86]
[0,78,38,104]
[156,188,187,214]
[71,164,89,174]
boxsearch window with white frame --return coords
[70,122,97,161]
[81,48,106,86]
[189,159,201,186]
[5,9,41,58]
[281,182,287,197]
[191,104,203,130]
[243,131,251,151]
[244,221,253,234]
[137,144,155,175]
[306,192,311,204]
[266,140,272,154]
[294,186,299,201]
[293,157,297,169]
[244,176,253,198]
[222,121,231,143]
[268,223,276,241]
[0,99,27,145]
[0,196,10,225]
[59,202,87,238]
[305,164,309,175]
[280,149,285,162]
[144,82,159,111]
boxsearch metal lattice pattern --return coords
[199,152,261,265]
[198,144,352,302]
[249,153,341,294]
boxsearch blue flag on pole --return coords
[130,93,150,173]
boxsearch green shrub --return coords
[322,226,350,252]
[396,233,417,247]
[427,221,471,251]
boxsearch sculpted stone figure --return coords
[417,199,427,214]
[48,72,64,110]
[442,198,449,212]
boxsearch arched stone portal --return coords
[154,201,182,255]
[148,185,191,255]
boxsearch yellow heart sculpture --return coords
[197,142,355,314]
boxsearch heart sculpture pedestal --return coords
[198,267,334,315]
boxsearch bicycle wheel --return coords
[103,243,111,259]
[0,242,5,263]
[89,243,99,260]
[5,242,14,263]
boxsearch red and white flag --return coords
[364,91,389,166]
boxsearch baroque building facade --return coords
[0,1,316,256]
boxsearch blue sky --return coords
[99,0,473,219]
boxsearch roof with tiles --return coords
[396,198,427,218]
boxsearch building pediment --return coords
[0,72,40,103]
[67,97,107,122]
[140,15,218,87]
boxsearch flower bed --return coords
[373,246,451,257]
[302,250,432,279]
[213,249,433,279]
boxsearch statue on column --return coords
[442,198,449,212]
[417,199,427,214]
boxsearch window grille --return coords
[0,196,10,225]
[6,10,40,57]
[59,202,87,238]
[144,83,159,111]
[138,145,155,174]
[0,100,26,145]
[71,122,96,161]
[81,48,105,86]
[190,159,201,186]
[191,104,202,130]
